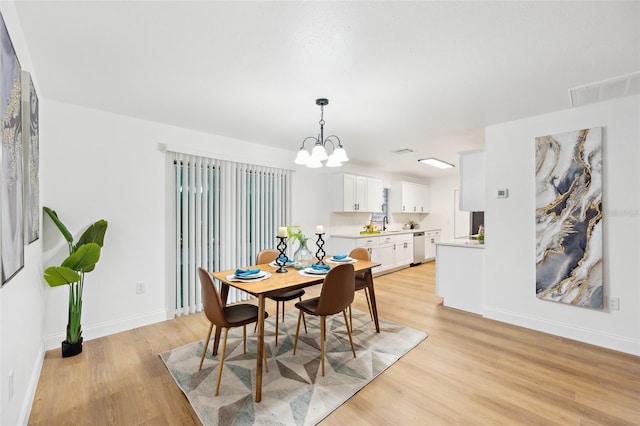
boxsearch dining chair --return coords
[197,267,269,396]
[256,249,307,346]
[348,247,374,331]
[293,263,356,376]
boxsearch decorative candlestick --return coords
[315,233,326,265]
[275,236,288,273]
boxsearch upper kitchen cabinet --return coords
[459,150,485,211]
[390,181,430,213]
[333,173,383,212]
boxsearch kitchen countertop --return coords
[436,238,485,249]
[331,229,431,238]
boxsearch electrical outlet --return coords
[608,296,619,310]
[136,282,145,294]
[8,371,14,401]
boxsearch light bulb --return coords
[294,148,310,165]
[311,144,328,161]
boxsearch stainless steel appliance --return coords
[413,232,426,264]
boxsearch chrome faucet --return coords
[382,216,388,231]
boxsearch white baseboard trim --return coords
[43,309,169,351]
[17,343,45,426]
[483,306,640,356]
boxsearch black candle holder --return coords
[315,233,326,265]
[275,236,289,273]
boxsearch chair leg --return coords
[299,297,308,333]
[275,299,281,346]
[343,310,357,358]
[243,325,247,353]
[348,305,353,333]
[293,309,303,355]
[364,288,373,320]
[215,328,229,396]
[199,322,214,371]
[320,316,326,376]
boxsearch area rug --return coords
[160,309,427,426]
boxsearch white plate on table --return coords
[329,256,353,263]
[234,270,266,280]
[269,260,294,268]
[303,267,330,275]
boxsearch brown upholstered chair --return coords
[348,247,374,330]
[197,267,269,396]
[293,263,356,376]
[256,249,307,346]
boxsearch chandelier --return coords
[294,98,349,168]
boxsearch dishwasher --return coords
[412,232,426,265]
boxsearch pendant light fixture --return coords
[294,98,348,168]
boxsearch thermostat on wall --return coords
[497,188,509,198]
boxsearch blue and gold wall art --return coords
[0,12,23,286]
[535,127,603,309]
[22,70,38,244]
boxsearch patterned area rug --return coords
[160,309,427,426]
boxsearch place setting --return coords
[226,267,272,282]
[268,255,294,268]
[326,253,358,264]
[298,263,331,277]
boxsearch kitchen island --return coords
[435,239,485,315]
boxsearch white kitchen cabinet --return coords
[333,174,383,212]
[424,229,441,261]
[330,231,415,275]
[378,235,396,273]
[390,181,430,213]
[459,150,485,212]
[396,233,414,266]
[331,236,381,274]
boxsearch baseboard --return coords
[43,309,169,351]
[17,343,44,426]
[483,306,640,356]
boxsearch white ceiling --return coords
[13,1,640,178]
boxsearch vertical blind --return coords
[169,152,291,316]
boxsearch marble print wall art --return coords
[22,70,38,244]
[0,12,23,285]
[535,127,603,309]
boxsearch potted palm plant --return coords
[43,207,108,357]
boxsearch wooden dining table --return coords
[210,257,381,402]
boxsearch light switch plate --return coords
[497,188,509,198]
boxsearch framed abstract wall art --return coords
[0,12,23,286]
[22,70,39,244]
[535,127,603,309]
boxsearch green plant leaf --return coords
[44,266,81,287]
[76,220,108,249]
[43,206,73,243]
[62,243,101,272]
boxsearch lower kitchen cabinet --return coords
[331,231,415,275]
[424,229,441,261]
[395,233,414,266]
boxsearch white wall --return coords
[41,100,300,350]
[0,4,45,425]
[484,94,640,355]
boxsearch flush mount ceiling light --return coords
[294,98,348,168]
[418,158,455,169]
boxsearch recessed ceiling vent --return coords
[392,148,414,155]
[569,71,640,107]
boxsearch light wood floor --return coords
[29,262,640,425]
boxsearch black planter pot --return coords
[61,337,83,358]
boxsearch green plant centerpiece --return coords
[286,225,312,270]
[43,207,108,357]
